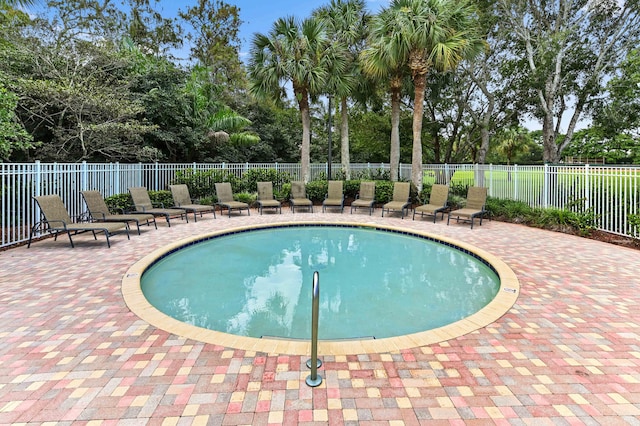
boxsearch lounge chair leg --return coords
[67,232,75,248]
[27,222,42,248]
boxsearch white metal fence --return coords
[1,161,639,248]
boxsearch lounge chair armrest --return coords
[46,219,69,228]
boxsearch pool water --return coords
[141,225,500,340]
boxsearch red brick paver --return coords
[1,209,639,424]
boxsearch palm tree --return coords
[0,0,38,7]
[184,65,258,145]
[373,0,484,191]
[360,35,408,182]
[313,0,370,179]
[249,16,345,182]
[496,127,531,166]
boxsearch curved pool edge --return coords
[122,221,520,355]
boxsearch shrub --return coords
[629,213,640,238]
[566,197,599,236]
[149,190,174,208]
[344,180,361,199]
[449,181,470,197]
[172,169,241,199]
[242,168,292,192]
[485,198,533,221]
[305,180,328,202]
[105,193,134,213]
[105,190,174,212]
[374,181,394,203]
[234,192,256,205]
[280,183,291,201]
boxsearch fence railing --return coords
[2,161,638,248]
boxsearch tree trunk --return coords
[411,73,426,192]
[340,96,350,180]
[477,125,490,164]
[389,79,401,182]
[297,88,311,182]
[542,113,559,163]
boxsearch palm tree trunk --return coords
[297,88,312,183]
[301,107,312,183]
[340,96,350,180]
[390,82,401,182]
[411,73,427,192]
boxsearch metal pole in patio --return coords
[306,271,322,387]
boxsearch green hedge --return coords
[171,168,293,199]
[105,190,174,213]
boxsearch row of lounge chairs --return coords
[28,183,245,249]
[28,181,488,249]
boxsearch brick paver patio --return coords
[1,208,639,425]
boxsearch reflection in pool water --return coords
[141,226,500,340]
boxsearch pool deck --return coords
[1,208,639,425]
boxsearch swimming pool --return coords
[123,222,519,355]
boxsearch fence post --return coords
[584,164,591,211]
[111,162,117,194]
[543,163,549,208]
[81,161,88,191]
[35,160,42,198]
[154,162,159,191]
[514,164,519,200]
[489,164,493,197]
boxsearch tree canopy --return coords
[0,0,638,167]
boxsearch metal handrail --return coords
[305,271,322,387]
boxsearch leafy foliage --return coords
[485,197,599,236]
[0,83,34,160]
[104,190,173,212]
[241,168,292,192]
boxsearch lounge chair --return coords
[28,195,129,248]
[256,182,282,215]
[129,187,188,227]
[350,181,376,215]
[413,184,449,222]
[169,184,216,222]
[81,190,157,235]
[214,182,250,217]
[381,182,411,219]
[290,181,313,213]
[322,180,344,213]
[447,186,488,229]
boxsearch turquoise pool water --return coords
[141,225,500,340]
